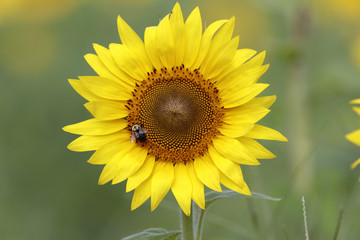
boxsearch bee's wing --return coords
[130,134,136,143]
[143,128,148,133]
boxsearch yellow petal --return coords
[62,118,127,136]
[170,2,185,66]
[232,49,258,68]
[208,145,245,188]
[215,54,268,90]
[144,27,163,70]
[98,142,141,185]
[223,107,270,124]
[212,16,235,42]
[220,51,267,84]
[88,137,133,165]
[193,153,222,192]
[117,15,153,73]
[244,51,267,67]
[126,155,155,192]
[214,51,269,89]
[238,137,276,159]
[156,14,175,69]
[219,123,254,138]
[353,106,360,115]
[245,124,288,142]
[200,17,237,78]
[151,161,174,211]
[67,131,128,152]
[79,76,132,101]
[351,158,360,170]
[98,156,118,185]
[350,98,360,104]
[117,15,145,49]
[186,160,205,209]
[68,79,101,101]
[213,48,257,82]
[213,135,259,165]
[92,44,137,86]
[220,83,269,108]
[109,43,148,81]
[191,19,227,70]
[84,100,128,120]
[242,95,276,109]
[131,177,151,210]
[346,129,360,146]
[112,146,148,185]
[84,53,118,80]
[201,36,239,79]
[220,172,251,196]
[171,163,192,216]
[183,7,202,68]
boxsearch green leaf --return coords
[121,228,181,240]
[205,190,283,207]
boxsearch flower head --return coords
[63,2,287,215]
[346,99,360,178]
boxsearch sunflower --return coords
[346,99,360,176]
[63,2,287,216]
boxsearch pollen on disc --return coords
[127,66,224,164]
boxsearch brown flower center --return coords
[126,65,223,164]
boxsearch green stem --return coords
[332,205,344,240]
[180,206,194,240]
[194,209,205,240]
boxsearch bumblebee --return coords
[131,124,148,143]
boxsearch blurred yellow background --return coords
[1,0,360,239]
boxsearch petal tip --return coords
[98,179,106,185]
[130,204,138,211]
[181,208,191,216]
[350,98,360,104]
[150,202,157,212]
[125,185,134,193]
[262,83,270,88]
[66,142,76,151]
[92,43,104,53]
[173,1,181,10]
[84,53,94,61]
[62,125,72,133]
[269,153,277,159]
[117,15,125,26]
[279,135,288,142]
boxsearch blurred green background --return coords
[1,0,360,239]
